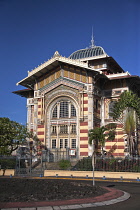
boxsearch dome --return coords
[69,46,107,60]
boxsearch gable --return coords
[37,65,88,90]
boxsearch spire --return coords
[90,27,95,48]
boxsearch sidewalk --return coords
[0,184,130,209]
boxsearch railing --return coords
[1,155,140,173]
[72,157,140,172]
[44,148,79,162]
[15,167,44,177]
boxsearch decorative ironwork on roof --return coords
[69,46,106,60]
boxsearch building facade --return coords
[14,43,140,160]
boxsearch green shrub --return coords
[0,158,16,169]
[72,158,92,171]
[58,159,71,170]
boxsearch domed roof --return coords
[69,46,107,60]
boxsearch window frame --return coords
[59,139,63,149]
[52,139,56,149]
[71,139,76,149]
[64,139,68,148]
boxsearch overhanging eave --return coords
[16,56,102,88]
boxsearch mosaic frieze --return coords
[44,85,80,105]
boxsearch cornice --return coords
[107,72,131,79]
[28,56,92,77]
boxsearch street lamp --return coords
[92,139,95,186]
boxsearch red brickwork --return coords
[80,152,88,156]
[80,137,88,141]
[80,122,88,126]
[80,145,88,148]
[37,131,44,135]
[83,100,88,104]
[37,125,44,128]
[80,129,88,133]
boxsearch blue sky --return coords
[0,0,140,124]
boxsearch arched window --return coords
[50,99,78,153]
[52,100,76,119]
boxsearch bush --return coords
[0,158,16,169]
[58,159,71,170]
[72,158,92,171]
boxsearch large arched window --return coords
[49,99,78,153]
[52,100,76,119]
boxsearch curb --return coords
[1,175,140,183]
[0,187,130,209]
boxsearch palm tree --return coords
[88,124,116,186]
[88,124,116,156]
[111,91,140,156]
[89,127,106,156]
[124,109,136,156]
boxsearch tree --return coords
[0,118,28,155]
[16,130,41,158]
[111,91,140,156]
[111,91,140,123]
[88,123,116,186]
[124,109,136,155]
[88,123,116,156]
[0,117,41,156]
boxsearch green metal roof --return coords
[69,46,106,60]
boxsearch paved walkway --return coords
[0,186,130,210]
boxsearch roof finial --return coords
[53,51,60,58]
[90,27,94,48]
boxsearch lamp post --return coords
[29,141,33,176]
[92,139,95,186]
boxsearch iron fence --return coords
[1,154,140,174]
[43,148,79,162]
[15,167,44,177]
[73,156,140,172]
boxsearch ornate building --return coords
[13,41,140,160]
